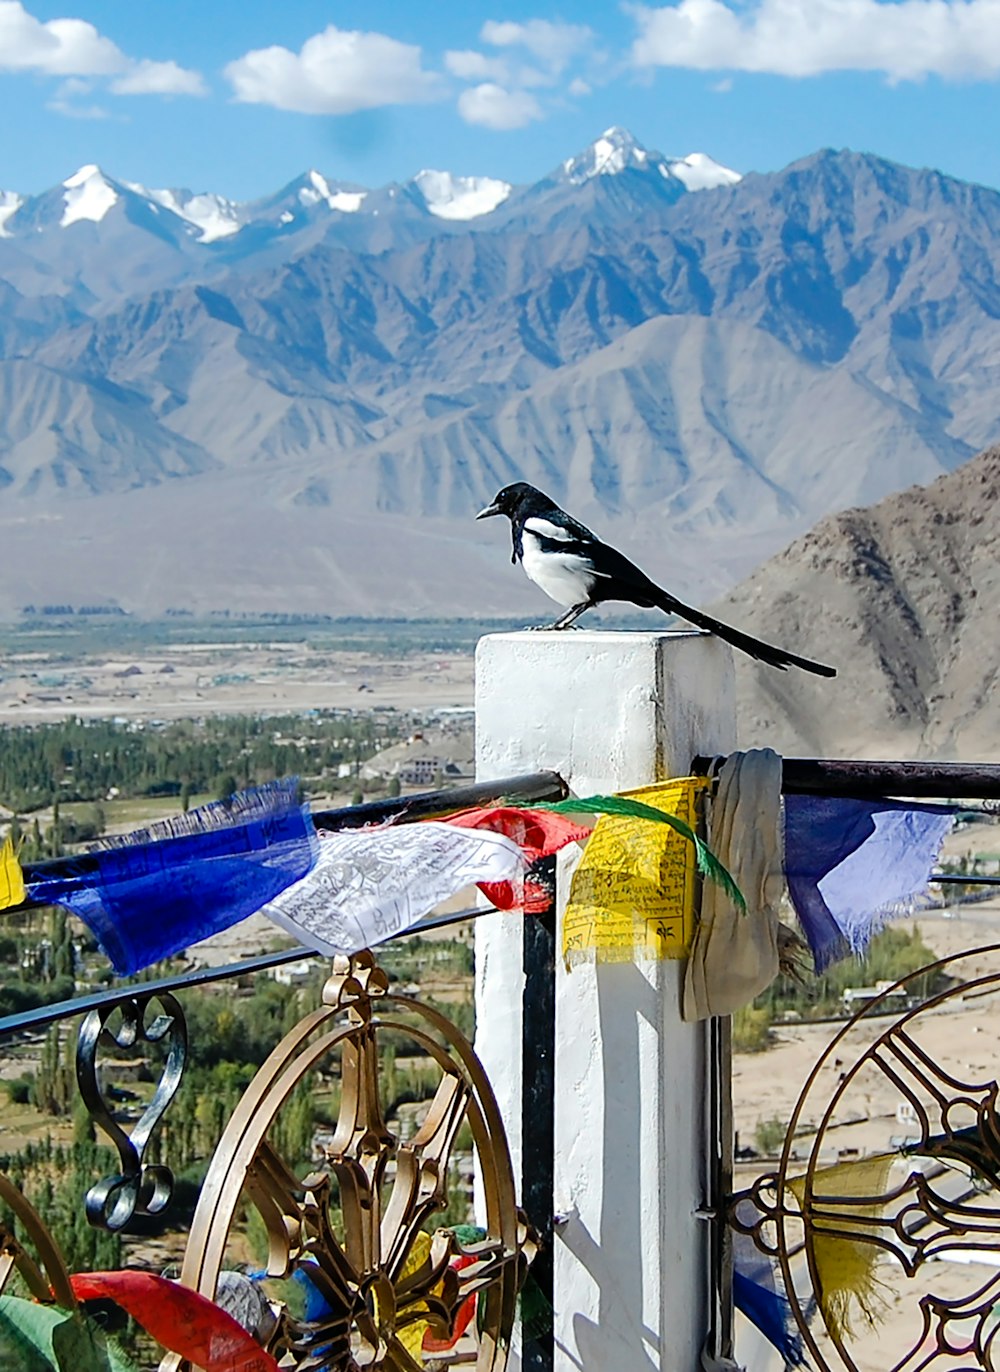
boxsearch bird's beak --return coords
[476,501,502,520]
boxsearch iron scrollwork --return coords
[731,944,1000,1372]
[76,990,187,1231]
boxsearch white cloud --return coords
[46,97,111,119]
[457,82,544,129]
[0,0,124,74]
[450,16,597,128]
[481,18,594,71]
[629,0,1000,82]
[225,24,441,114]
[445,48,510,83]
[0,2,205,105]
[111,59,207,97]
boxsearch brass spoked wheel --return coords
[0,1170,76,1310]
[165,950,533,1371]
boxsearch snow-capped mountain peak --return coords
[562,127,651,183]
[559,127,741,194]
[412,170,511,221]
[666,152,742,191]
[0,191,23,238]
[299,170,366,214]
[61,165,118,227]
[1,130,742,249]
[145,187,242,243]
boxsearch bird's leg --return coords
[545,602,591,631]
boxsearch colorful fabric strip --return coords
[259,820,525,955]
[785,794,953,971]
[71,1271,278,1372]
[0,833,24,912]
[27,780,316,975]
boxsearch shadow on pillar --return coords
[555,961,666,1371]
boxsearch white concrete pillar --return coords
[474,630,737,1372]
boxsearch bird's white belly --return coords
[521,535,595,607]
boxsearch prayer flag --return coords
[561,778,712,964]
[260,821,525,955]
[27,780,316,975]
[0,833,24,912]
[787,1152,895,1342]
[785,794,953,971]
[70,1271,278,1372]
[731,1207,805,1368]
[443,807,590,911]
[0,1294,137,1372]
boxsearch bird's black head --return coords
[476,482,553,522]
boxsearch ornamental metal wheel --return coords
[0,1169,76,1310]
[163,950,534,1372]
[733,943,1000,1372]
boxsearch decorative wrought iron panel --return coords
[732,945,1000,1372]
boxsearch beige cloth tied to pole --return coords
[682,748,784,1021]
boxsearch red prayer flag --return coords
[443,807,589,912]
[71,1271,278,1372]
[422,1253,477,1352]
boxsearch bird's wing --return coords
[570,534,663,602]
[520,515,614,572]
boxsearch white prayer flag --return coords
[259,821,525,955]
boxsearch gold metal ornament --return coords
[163,949,533,1371]
[0,1169,76,1309]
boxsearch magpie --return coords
[476,482,836,677]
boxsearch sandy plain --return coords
[0,639,475,722]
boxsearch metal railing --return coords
[0,770,568,1370]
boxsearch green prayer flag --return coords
[0,1296,135,1372]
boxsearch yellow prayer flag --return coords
[788,1152,895,1341]
[562,777,710,965]
[395,1230,434,1357]
[0,834,24,912]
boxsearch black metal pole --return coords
[692,757,1000,800]
[521,857,556,1372]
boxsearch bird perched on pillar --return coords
[476,482,835,677]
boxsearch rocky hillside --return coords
[714,445,1000,759]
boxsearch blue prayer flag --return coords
[784,794,953,971]
[732,1199,805,1367]
[27,780,317,975]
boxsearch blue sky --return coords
[3,0,1000,199]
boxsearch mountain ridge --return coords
[0,130,996,619]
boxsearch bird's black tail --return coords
[650,588,837,677]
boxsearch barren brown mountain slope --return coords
[713,444,1000,759]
